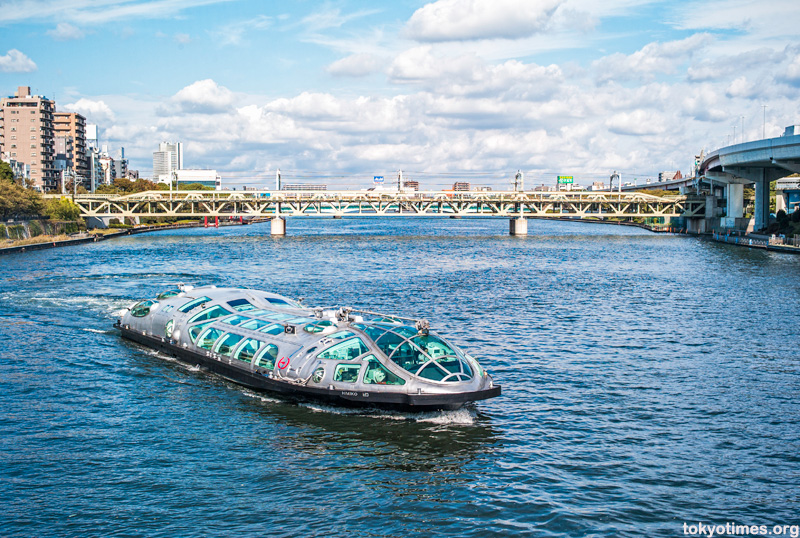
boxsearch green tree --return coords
[0,161,14,182]
[44,197,82,221]
[0,181,44,220]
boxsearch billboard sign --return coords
[557,176,574,184]
[373,175,384,184]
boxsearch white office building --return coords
[153,141,183,183]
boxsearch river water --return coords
[1,218,798,537]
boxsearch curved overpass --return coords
[700,127,800,230]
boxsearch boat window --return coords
[327,331,355,340]
[233,338,262,363]
[286,317,314,324]
[239,319,272,331]
[162,305,174,313]
[227,298,257,312]
[165,319,174,338]
[187,305,232,324]
[416,362,449,382]
[334,364,361,383]
[317,338,369,361]
[264,297,301,308]
[363,355,405,385]
[157,290,180,300]
[189,321,216,343]
[245,309,276,317]
[197,327,225,350]
[131,300,156,317]
[178,296,211,313]
[303,320,335,334]
[258,323,285,336]
[353,324,390,343]
[255,344,279,369]
[262,312,295,321]
[388,339,427,372]
[410,334,457,360]
[214,333,244,356]
[222,315,250,326]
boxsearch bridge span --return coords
[701,126,800,231]
[52,189,703,235]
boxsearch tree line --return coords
[0,161,214,221]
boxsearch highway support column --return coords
[753,171,770,232]
[726,183,744,220]
[270,217,286,236]
[509,217,528,236]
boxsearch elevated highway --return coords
[701,127,800,230]
[50,189,703,235]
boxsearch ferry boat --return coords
[115,285,501,411]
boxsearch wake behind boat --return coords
[115,285,501,411]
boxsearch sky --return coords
[1,0,800,189]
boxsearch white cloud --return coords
[781,53,800,87]
[606,110,666,136]
[168,79,234,114]
[327,53,384,77]
[47,22,85,40]
[405,0,563,42]
[0,0,235,25]
[213,15,272,46]
[174,33,191,44]
[63,98,115,123]
[0,49,37,73]
[594,34,712,83]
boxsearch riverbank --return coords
[711,231,800,254]
[0,220,249,256]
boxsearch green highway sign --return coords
[557,176,574,184]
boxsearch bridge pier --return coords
[753,172,771,232]
[509,217,528,236]
[270,217,286,236]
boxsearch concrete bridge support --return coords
[726,183,744,219]
[509,217,528,236]
[270,217,286,236]
[753,171,771,232]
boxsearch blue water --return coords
[1,218,799,537]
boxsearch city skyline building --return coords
[54,111,89,186]
[153,141,183,183]
[0,86,57,191]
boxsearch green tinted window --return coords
[131,300,156,317]
[227,298,257,312]
[234,338,262,363]
[165,319,174,338]
[304,320,335,334]
[178,296,211,313]
[214,333,244,356]
[157,290,180,300]
[363,356,405,385]
[189,321,216,343]
[255,344,279,369]
[239,319,272,331]
[263,312,295,321]
[187,305,232,324]
[258,323,284,336]
[223,315,250,326]
[334,364,361,383]
[197,327,225,350]
[317,338,369,361]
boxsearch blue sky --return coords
[2,0,800,188]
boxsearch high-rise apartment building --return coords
[0,86,57,191]
[153,141,183,183]
[54,111,88,185]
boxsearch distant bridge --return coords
[701,127,800,230]
[50,190,703,235]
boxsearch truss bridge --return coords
[54,190,704,235]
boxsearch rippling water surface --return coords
[1,219,799,537]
